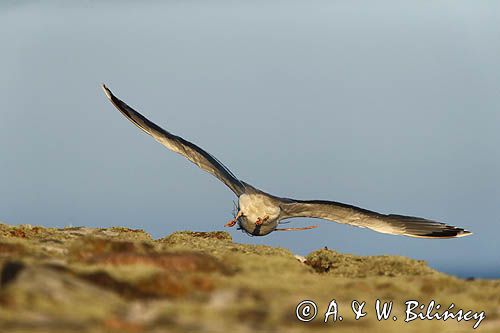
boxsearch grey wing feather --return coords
[101,84,246,196]
[279,199,472,238]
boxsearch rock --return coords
[305,248,435,277]
[0,223,497,333]
[0,262,125,322]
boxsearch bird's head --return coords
[236,215,279,236]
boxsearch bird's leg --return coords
[255,215,270,226]
[225,210,243,227]
[275,225,319,231]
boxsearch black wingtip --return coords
[417,227,473,239]
[101,83,113,100]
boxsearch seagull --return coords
[101,84,472,239]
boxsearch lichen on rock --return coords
[0,223,498,333]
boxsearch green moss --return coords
[0,223,497,333]
[305,249,436,277]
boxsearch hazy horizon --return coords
[1,1,499,278]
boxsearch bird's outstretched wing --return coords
[101,84,246,196]
[279,199,472,238]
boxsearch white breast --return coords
[238,194,280,222]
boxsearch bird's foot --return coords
[275,225,319,232]
[255,215,270,225]
[224,219,237,227]
[225,210,243,228]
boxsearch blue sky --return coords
[1,1,499,277]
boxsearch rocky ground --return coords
[0,223,498,333]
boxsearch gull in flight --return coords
[102,84,472,238]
